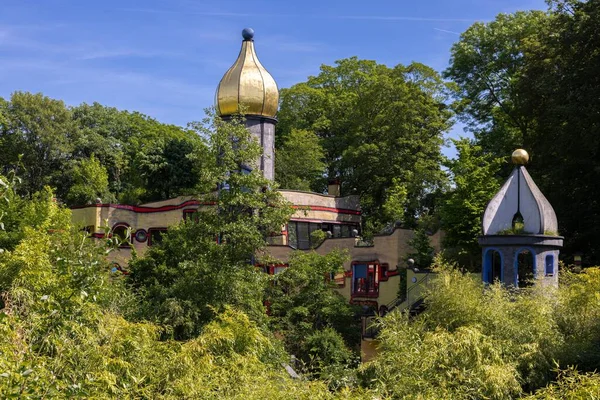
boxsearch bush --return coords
[524,367,600,399]
[362,311,522,399]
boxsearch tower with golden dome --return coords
[215,28,279,180]
[479,149,563,287]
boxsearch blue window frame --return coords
[483,249,502,284]
[545,254,555,276]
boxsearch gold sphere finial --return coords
[512,149,529,165]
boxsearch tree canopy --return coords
[275,128,326,192]
[439,139,505,268]
[277,57,453,230]
[3,1,600,395]
[129,112,293,339]
[445,0,600,265]
[0,93,208,206]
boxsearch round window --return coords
[135,229,148,243]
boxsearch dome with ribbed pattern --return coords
[215,29,279,118]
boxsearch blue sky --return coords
[0,0,547,156]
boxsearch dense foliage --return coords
[405,227,435,269]
[275,128,327,192]
[129,113,293,339]
[4,170,600,397]
[0,93,208,206]
[362,264,600,399]
[277,57,452,230]
[0,144,348,399]
[2,0,600,396]
[266,250,360,380]
[439,139,505,268]
[446,0,600,265]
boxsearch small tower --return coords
[479,149,563,287]
[215,28,279,180]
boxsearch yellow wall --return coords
[72,194,448,309]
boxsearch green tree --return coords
[129,112,293,339]
[515,0,600,264]
[266,250,360,371]
[0,92,78,197]
[64,155,115,206]
[0,172,340,399]
[406,227,434,269]
[275,129,326,191]
[439,139,504,269]
[278,58,452,230]
[135,137,210,201]
[70,102,131,196]
[71,102,209,204]
[122,112,209,203]
[444,11,550,159]
[0,174,60,252]
[447,2,600,265]
[0,97,7,127]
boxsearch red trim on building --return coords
[351,261,380,298]
[72,201,359,218]
[71,200,216,213]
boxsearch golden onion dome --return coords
[215,28,279,118]
[512,149,530,165]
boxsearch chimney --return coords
[328,179,341,197]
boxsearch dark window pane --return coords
[333,225,341,238]
[491,251,502,282]
[341,225,350,238]
[149,229,167,246]
[518,250,535,287]
[545,255,554,276]
[297,222,310,250]
[113,225,131,248]
[309,223,320,234]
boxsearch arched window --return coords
[517,249,535,288]
[484,249,502,284]
[112,224,131,248]
[545,254,555,276]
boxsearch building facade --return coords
[479,149,563,287]
[71,29,446,357]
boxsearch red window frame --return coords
[351,261,380,298]
[148,228,168,246]
[183,209,199,222]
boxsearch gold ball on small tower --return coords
[511,149,529,165]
